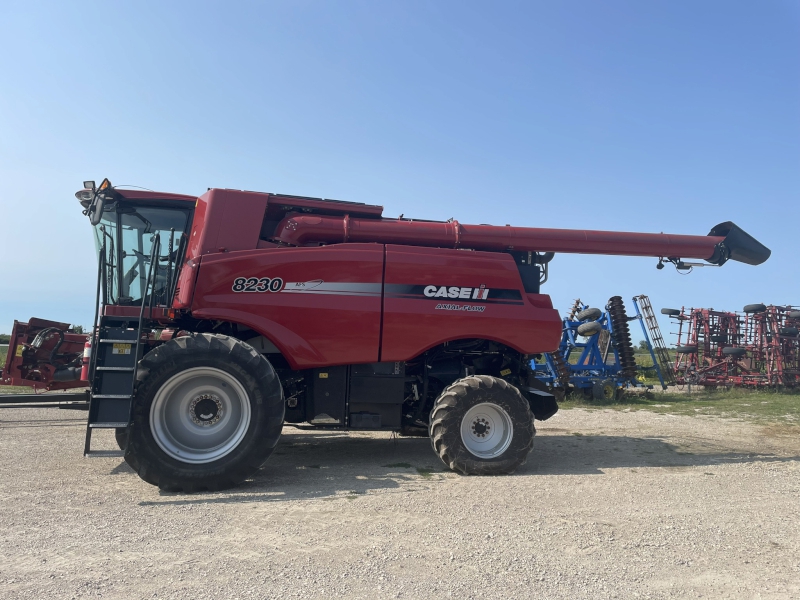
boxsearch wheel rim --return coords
[150,367,252,464]
[460,402,514,459]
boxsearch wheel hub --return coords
[471,417,491,438]
[150,367,252,464]
[460,402,514,459]
[189,394,223,426]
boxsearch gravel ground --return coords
[0,407,798,599]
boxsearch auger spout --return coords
[272,214,770,266]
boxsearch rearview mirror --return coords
[89,195,106,226]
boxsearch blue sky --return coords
[1,1,797,344]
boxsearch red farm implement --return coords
[663,304,800,387]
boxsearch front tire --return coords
[126,334,284,492]
[429,376,535,475]
[115,427,129,452]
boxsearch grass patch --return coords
[0,344,32,393]
[560,387,800,423]
[0,385,34,394]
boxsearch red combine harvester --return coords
[0,179,770,491]
[664,304,800,387]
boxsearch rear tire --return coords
[429,376,534,475]
[676,346,697,354]
[661,308,681,316]
[126,334,284,492]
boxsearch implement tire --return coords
[429,375,534,475]
[722,347,747,357]
[576,307,602,322]
[743,303,766,314]
[577,321,602,337]
[592,379,617,401]
[125,333,284,492]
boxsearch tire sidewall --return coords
[577,307,602,322]
[577,322,602,337]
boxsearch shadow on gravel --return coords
[136,430,799,506]
[525,433,799,475]
[139,433,437,506]
[109,462,135,475]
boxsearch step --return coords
[84,450,124,457]
[97,339,140,344]
[96,366,135,372]
[88,396,132,426]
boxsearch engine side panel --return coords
[380,245,562,361]
[190,244,383,369]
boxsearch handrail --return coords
[129,233,161,414]
[166,231,188,306]
[88,236,107,383]
[165,228,175,306]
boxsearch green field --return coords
[561,386,800,424]
[0,345,32,393]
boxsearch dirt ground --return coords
[0,407,798,600]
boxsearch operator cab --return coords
[77,179,194,307]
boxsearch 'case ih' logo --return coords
[423,285,490,300]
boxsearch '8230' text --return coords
[232,277,284,293]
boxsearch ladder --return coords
[84,234,161,454]
[632,295,676,389]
